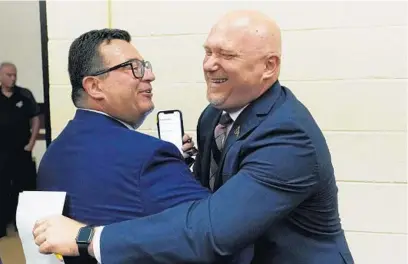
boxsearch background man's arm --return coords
[98,124,319,264]
[26,115,40,151]
[24,89,41,151]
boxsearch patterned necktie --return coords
[209,112,234,190]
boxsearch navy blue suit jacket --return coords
[99,81,354,264]
[37,109,210,263]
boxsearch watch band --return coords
[78,242,90,257]
[76,226,95,257]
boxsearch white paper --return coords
[16,191,67,264]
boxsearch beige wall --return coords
[0,1,43,101]
[0,0,46,168]
[46,1,407,263]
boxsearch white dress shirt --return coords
[92,105,247,263]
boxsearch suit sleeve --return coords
[191,108,205,181]
[100,123,319,264]
[191,138,202,181]
[140,141,210,215]
[183,109,204,171]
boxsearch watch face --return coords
[77,227,93,243]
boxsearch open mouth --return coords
[211,78,228,84]
[140,89,152,94]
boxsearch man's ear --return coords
[262,54,280,81]
[82,76,105,100]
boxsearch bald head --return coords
[209,10,281,58]
[0,62,17,89]
[0,62,16,71]
[202,10,281,111]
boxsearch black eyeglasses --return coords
[90,58,152,79]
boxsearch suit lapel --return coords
[223,108,260,155]
[214,81,284,190]
[213,108,262,190]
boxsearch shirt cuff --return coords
[93,226,104,263]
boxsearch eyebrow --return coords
[126,57,143,62]
[219,48,235,54]
[202,44,235,54]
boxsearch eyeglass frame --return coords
[89,58,152,79]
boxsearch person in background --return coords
[0,62,40,238]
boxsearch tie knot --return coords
[218,112,233,126]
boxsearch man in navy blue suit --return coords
[34,10,354,264]
[36,29,215,263]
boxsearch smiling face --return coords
[203,11,282,111]
[82,39,155,126]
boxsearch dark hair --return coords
[68,28,131,106]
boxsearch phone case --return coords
[156,109,184,140]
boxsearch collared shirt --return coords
[77,108,137,130]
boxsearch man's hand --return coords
[182,134,197,158]
[24,142,34,152]
[32,215,85,256]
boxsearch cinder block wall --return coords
[46,1,407,263]
[0,1,47,168]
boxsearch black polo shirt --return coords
[0,86,40,152]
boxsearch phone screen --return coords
[158,111,183,153]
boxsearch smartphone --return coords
[157,110,184,153]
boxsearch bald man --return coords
[33,11,354,264]
[0,62,40,237]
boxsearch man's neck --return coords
[0,85,14,97]
[77,107,137,130]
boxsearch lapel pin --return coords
[234,126,240,137]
